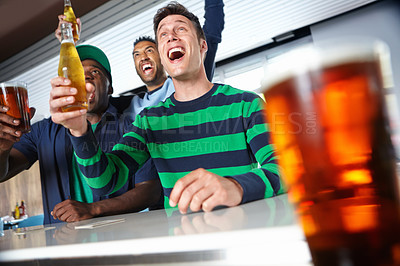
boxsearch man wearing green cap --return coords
[0,44,161,225]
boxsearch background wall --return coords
[0,162,43,218]
[311,0,400,95]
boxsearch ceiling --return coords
[1,0,378,122]
[0,0,111,62]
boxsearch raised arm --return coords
[50,76,150,196]
[203,0,225,80]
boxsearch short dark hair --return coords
[153,1,205,44]
[133,36,156,48]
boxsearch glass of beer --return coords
[0,81,31,133]
[262,39,400,265]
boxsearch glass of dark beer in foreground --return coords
[0,81,31,133]
[262,40,400,265]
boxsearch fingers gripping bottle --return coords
[64,0,79,43]
[58,23,87,112]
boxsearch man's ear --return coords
[108,85,113,95]
[29,107,36,119]
[200,38,208,61]
[200,38,208,53]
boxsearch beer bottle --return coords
[19,200,26,217]
[64,0,79,43]
[58,23,87,112]
[14,202,20,219]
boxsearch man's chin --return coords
[140,75,156,83]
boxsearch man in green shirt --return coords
[49,2,284,214]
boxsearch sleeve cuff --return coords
[228,173,267,204]
[67,120,99,159]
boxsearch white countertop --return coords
[0,194,312,265]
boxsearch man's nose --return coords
[167,32,178,43]
[85,71,93,80]
[139,53,149,61]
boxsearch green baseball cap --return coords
[76,44,112,85]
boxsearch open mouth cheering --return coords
[168,47,185,61]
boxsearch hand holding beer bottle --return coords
[63,0,79,43]
[55,0,81,44]
[58,23,87,112]
[0,103,23,152]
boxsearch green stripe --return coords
[79,148,148,193]
[252,168,275,198]
[109,153,131,194]
[212,84,242,96]
[263,163,281,176]
[247,123,270,143]
[270,155,279,161]
[123,131,145,143]
[213,84,258,98]
[263,163,286,195]
[70,157,93,203]
[242,97,263,118]
[249,99,263,114]
[210,164,256,177]
[159,164,255,188]
[150,97,175,109]
[84,156,116,189]
[255,144,275,162]
[145,101,254,131]
[158,172,188,189]
[112,143,149,165]
[75,148,102,167]
[148,133,246,159]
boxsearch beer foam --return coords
[61,39,74,44]
[0,81,27,88]
[261,39,389,92]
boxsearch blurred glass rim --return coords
[0,81,28,89]
[260,37,391,91]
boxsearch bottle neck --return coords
[64,0,72,7]
[60,24,74,43]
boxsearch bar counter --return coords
[0,194,312,265]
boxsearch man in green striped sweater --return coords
[50,2,284,214]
